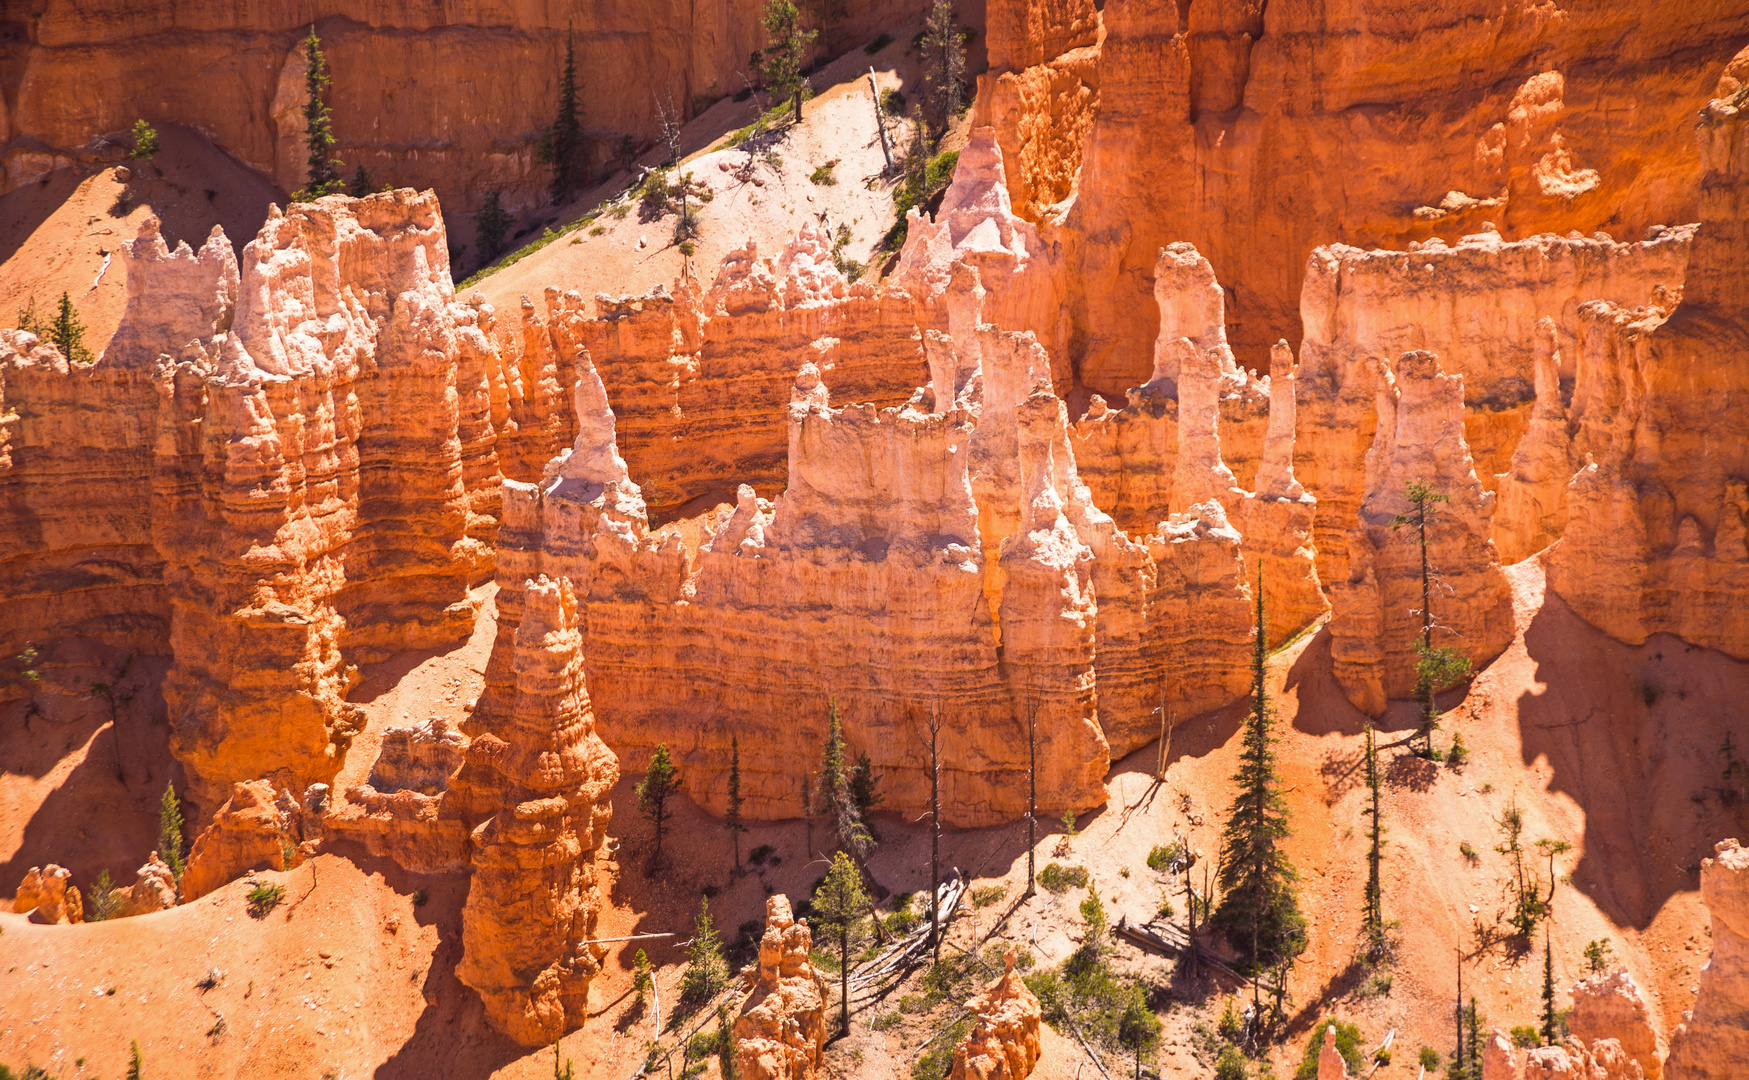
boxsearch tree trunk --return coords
[839,924,850,1036]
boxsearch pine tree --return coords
[49,292,93,363]
[473,191,514,263]
[553,1037,575,1080]
[158,781,185,882]
[681,894,729,1002]
[757,0,817,124]
[127,1040,143,1080]
[820,700,869,858]
[1213,562,1307,970]
[1466,997,1484,1070]
[848,750,881,822]
[920,0,964,137]
[299,26,343,198]
[538,28,588,201]
[725,735,747,869]
[716,1002,736,1079]
[128,120,159,160]
[1117,989,1161,1080]
[632,948,652,1007]
[348,163,374,197]
[1540,926,1558,1045]
[1391,480,1471,758]
[637,744,683,867]
[812,850,870,1036]
[1361,722,1387,961]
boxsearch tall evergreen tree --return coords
[473,190,514,263]
[757,0,817,124]
[637,744,683,867]
[349,163,374,198]
[1392,480,1471,758]
[819,700,869,858]
[539,28,588,201]
[158,781,186,882]
[300,26,343,198]
[1213,563,1307,970]
[1362,722,1387,961]
[1540,926,1558,1045]
[725,735,747,869]
[812,850,871,1036]
[920,0,964,137]
[681,894,729,1002]
[127,1041,143,1080]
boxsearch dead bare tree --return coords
[655,89,683,166]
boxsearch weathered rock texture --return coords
[973,0,1749,387]
[1295,226,1691,590]
[1666,838,1749,1080]
[0,191,516,817]
[734,894,829,1080]
[575,224,928,515]
[950,950,1042,1080]
[1571,968,1663,1080]
[118,853,179,917]
[455,575,619,1046]
[1547,81,1749,660]
[325,717,472,874]
[1317,1024,1350,1080]
[13,864,82,924]
[181,779,304,903]
[1483,1029,1647,1080]
[1327,350,1514,716]
[0,2,929,213]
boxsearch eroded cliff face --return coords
[1547,82,1749,660]
[974,0,1749,388]
[735,894,830,1080]
[0,190,513,817]
[0,1,930,214]
[1666,839,1749,1080]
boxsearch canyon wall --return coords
[974,0,1749,388]
[0,190,498,816]
[0,0,930,214]
[1547,76,1749,659]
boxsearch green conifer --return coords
[158,781,186,882]
[299,26,343,198]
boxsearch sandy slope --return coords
[0,124,283,357]
[3,556,1743,1078]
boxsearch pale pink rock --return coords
[1666,839,1749,1080]
[734,895,828,1080]
[1571,968,1663,1080]
[951,950,1042,1080]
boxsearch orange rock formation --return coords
[1666,838,1749,1080]
[13,864,82,924]
[950,949,1042,1080]
[734,894,829,1080]
[455,575,619,1046]
[181,779,304,903]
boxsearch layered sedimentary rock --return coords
[181,779,304,902]
[734,894,829,1080]
[1548,81,1749,660]
[456,575,618,1046]
[1327,350,1514,716]
[573,224,928,515]
[1492,320,1577,564]
[13,865,82,924]
[1666,838,1749,1080]
[324,717,471,874]
[1317,1025,1350,1080]
[973,0,1747,388]
[950,950,1042,1080]
[0,0,928,212]
[1570,969,1663,1080]
[0,190,507,817]
[1296,225,1691,588]
[1483,1030,1645,1080]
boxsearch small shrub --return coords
[897,992,926,1014]
[1419,1046,1441,1071]
[246,882,285,917]
[1214,1045,1249,1080]
[749,844,776,866]
[1374,1047,1392,1066]
[971,884,1007,908]
[880,88,907,115]
[1156,891,1175,918]
[412,888,429,907]
[1583,938,1616,974]
[128,119,159,160]
[1037,862,1087,894]
[1459,841,1480,866]
[1217,997,1243,1043]
[865,33,894,54]
[1059,810,1079,836]
[85,869,121,922]
[1146,841,1186,873]
[872,1010,901,1030]
[809,163,837,185]
[1510,1025,1539,1048]
[589,225,606,236]
[1364,972,1393,997]
[1447,731,1470,768]
[680,895,729,1004]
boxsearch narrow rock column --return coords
[457,575,620,1046]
